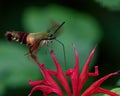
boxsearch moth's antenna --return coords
[55,39,67,70]
[50,21,65,37]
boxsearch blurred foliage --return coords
[22,5,101,69]
[95,0,120,10]
[0,41,41,96]
[0,0,120,96]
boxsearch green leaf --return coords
[92,93,104,96]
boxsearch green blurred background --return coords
[0,0,120,96]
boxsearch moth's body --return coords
[5,21,66,68]
[5,21,65,55]
[6,31,54,54]
[26,32,51,45]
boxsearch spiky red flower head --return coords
[29,46,120,96]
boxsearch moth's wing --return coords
[47,20,64,37]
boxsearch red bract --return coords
[29,47,120,96]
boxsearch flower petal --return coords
[78,47,99,94]
[66,45,79,96]
[28,85,63,96]
[30,54,63,96]
[82,71,119,96]
[50,50,72,96]
[29,80,47,86]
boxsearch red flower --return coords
[29,46,120,96]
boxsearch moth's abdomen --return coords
[6,31,29,44]
[17,32,29,44]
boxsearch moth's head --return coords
[5,31,13,41]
